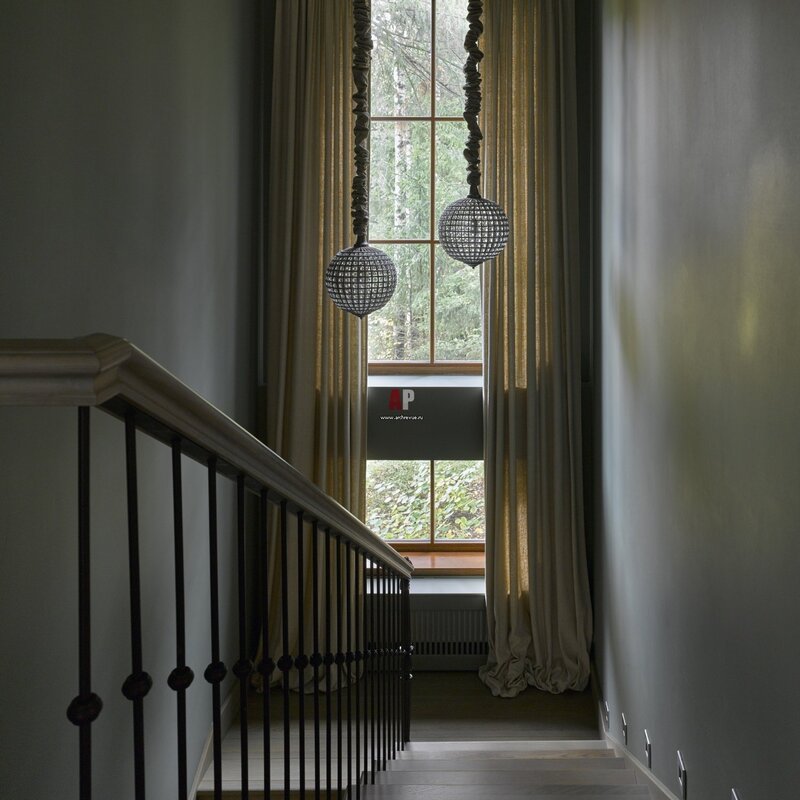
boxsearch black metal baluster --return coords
[361,551,369,788]
[369,558,376,784]
[296,512,307,800]
[402,577,411,745]
[389,569,397,758]
[123,412,152,800]
[168,440,194,800]
[384,567,394,759]
[354,549,361,800]
[383,566,392,765]
[345,542,353,798]
[336,535,343,799]
[279,500,291,800]
[381,564,388,770]
[324,528,332,800]
[259,490,273,797]
[392,573,403,757]
[311,522,321,800]
[375,562,382,774]
[205,457,227,800]
[398,573,403,751]
[387,568,393,762]
[234,475,251,799]
[388,570,394,761]
[67,408,103,800]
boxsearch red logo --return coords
[388,388,415,411]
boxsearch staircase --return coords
[361,739,652,800]
[196,736,655,799]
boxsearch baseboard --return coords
[590,663,680,800]
[189,685,241,800]
[604,727,681,800]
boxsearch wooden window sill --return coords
[400,550,485,576]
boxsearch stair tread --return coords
[198,787,650,800]
[387,757,628,771]
[373,770,638,786]
[405,740,608,752]
[397,749,618,760]
[361,787,650,799]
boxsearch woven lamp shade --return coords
[325,242,397,318]
[439,196,509,268]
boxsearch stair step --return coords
[373,769,638,786]
[361,787,650,799]
[197,782,348,799]
[397,748,617,761]
[387,757,628,772]
[198,785,649,800]
[404,740,609,752]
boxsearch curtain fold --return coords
[479,0,593,698]
[255,0,366,690]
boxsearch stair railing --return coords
[0,334,414,800]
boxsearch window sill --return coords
[400,550,485,576]
[369,362,482,376]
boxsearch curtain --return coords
[254,0,366,690]
[479,0,593,698]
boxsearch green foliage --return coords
[368,244,430,362]
[366,461,431,541]
[434,460,484,540]
[366,460,485,542]
[370,122,431,241]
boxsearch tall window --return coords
[368,0,481,371]
[366,0,484,552]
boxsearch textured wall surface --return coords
[0,1,257,797]
[595,1,800,797]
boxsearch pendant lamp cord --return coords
[463,0,484,200]
[352,0,372,246]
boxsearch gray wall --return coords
[595,1,800,797]
[0,1,258,797]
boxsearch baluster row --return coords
[67,407,411,800]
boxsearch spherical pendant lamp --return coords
[439,0,509,268]
[325,0,397,318]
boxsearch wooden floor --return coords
[410,671,598,741]
[198,671,599,797]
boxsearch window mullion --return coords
[429,0,437,366]
[430,460,436,545]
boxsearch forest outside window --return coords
[368,0,481,372]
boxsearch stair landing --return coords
[363,740,652,799]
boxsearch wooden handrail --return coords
[0,334,412,577]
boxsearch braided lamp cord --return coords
[351,0,372,245]
[463,0,484,199]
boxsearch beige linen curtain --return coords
[479,0,592,697]
[254,0,366,690]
